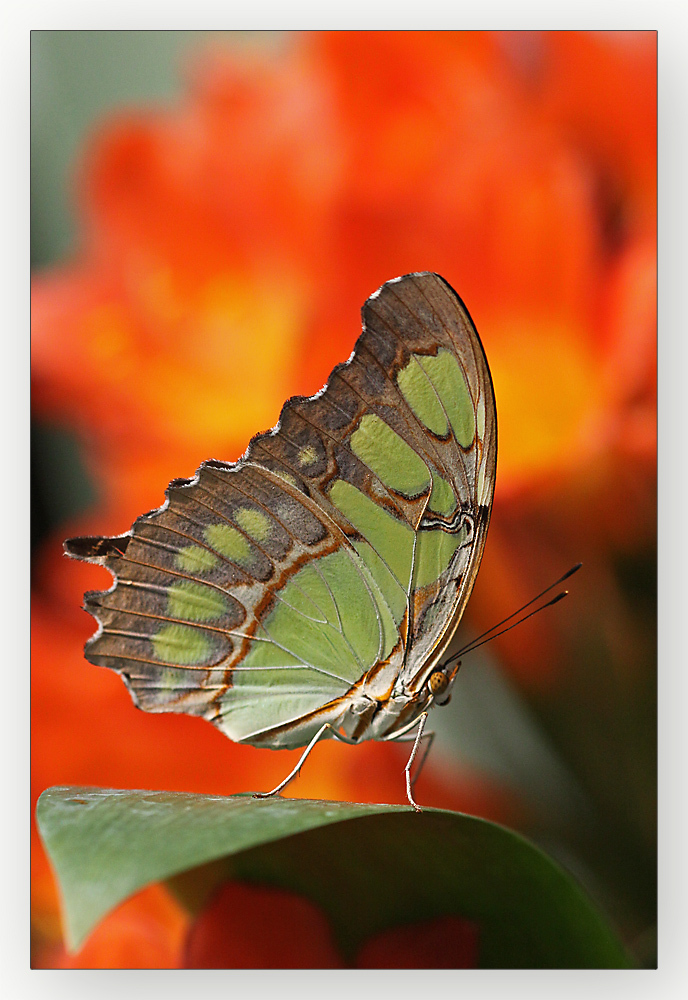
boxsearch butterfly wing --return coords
[361,274,497,693]
[65,272,496,748]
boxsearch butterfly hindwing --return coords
[65,272,496,748]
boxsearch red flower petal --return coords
[356,915,480,968]
[183,881,344,968]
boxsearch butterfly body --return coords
[66,272,496,801]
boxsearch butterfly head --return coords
[425,660,461,708]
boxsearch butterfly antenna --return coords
[444,562,581,667]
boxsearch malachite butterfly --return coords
[65,272,497,810]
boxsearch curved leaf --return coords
[36,786,631,967]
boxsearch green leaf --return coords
[36,786,632,967]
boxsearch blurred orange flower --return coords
[181,880,480,968]
[33,885,188,969]
[31,31,655,505]
[183,882,343,968]
[31,30,656,967]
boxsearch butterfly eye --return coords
[428,671,450,704]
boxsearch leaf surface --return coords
[36,786,631,967]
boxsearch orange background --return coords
[31,30,656,967]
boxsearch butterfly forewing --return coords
[65,272,496,748]
[362,275,497,686]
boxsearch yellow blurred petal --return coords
[488,317,602,486]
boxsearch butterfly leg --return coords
[390,728,436,793]
[253,723,357,800]
[381,712,435,811]
[401,712,430,812]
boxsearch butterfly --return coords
[65,272,497,811]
